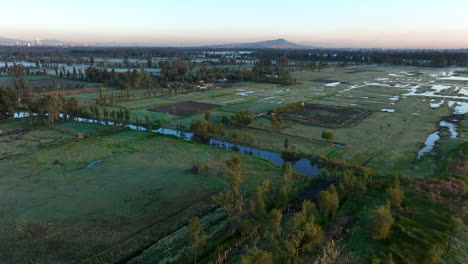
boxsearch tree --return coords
[282,201,323,264]
[387,177,404,208]
[191,119,210,138]
[63,97,79,120]
[244,131,255,146]
[231,110,254,126]
[147,57,153,68]
[231,130,241,144]
[321,130,334,142]
[0,86,19,119]
[317,185,339,223]
[226,157,244,187]
[125,109,131,124]
[337,170,367,200]
[271,116,282,131]
[337,170,356,200]
[38,94,63,126]
[261,209,283,249]
[369,203,393,240]
[187,217,206,264]
[204,111,211,122]
[300,201,323,250]
[18,75,29,92]
[213,158,245,230]
[279,162,293,208]
[276,56,290,69]
[210,122,227,139]
[253,180,271,214]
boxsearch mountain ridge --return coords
[200,38,319,49]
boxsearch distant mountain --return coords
[202,39,319,49]
[0,37,28,45]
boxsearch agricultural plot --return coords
[0,122,281,264]
[282,104,372,128]
[148,101,220,115]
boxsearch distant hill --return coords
[202,38,319,49]
[0,37,28,45]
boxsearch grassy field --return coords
[0,121,282,264]
[1,65,466,263]
[67,66,465,179]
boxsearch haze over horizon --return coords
[2,0,468,49]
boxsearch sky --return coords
[1,0,468,48]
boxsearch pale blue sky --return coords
[2,0,467,48]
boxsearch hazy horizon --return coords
[2,0,468,49]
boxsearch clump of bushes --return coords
[231,110,254,127]
[272,101,304,115]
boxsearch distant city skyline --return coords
[2,0,468,49]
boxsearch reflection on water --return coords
[439,121,458,139]
[417,120,459,160]
[84,157,111,168]
[153,128,321,178]
[417,131,440,160]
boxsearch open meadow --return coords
[1,64,466,263]
[0,122,282,264]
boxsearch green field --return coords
[2,65,466,263]
[0,122,282,264]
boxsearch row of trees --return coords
[3,63,89,95]
[0,86,81,125]
[3,46,468,72]
[0,84,137,128]
[257,49,468,67]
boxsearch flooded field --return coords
[136,66,466,177]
